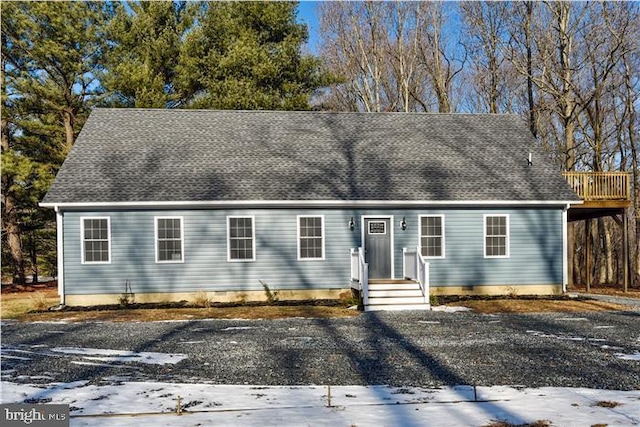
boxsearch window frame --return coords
[154,216,184,264]
[227,215,256,262]
[419,215,445,259]
[484,214,510,259]
[297,215,325,261]
[80,216,111,265]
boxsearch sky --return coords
[296,1,321,54]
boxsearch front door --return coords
[364,217,392,279]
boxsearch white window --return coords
[155,217,184,263]
[484,214,509,258]
[420,215,445,258]
[228,216,255,261]
[298,216,324,260]
[81,217,111,264]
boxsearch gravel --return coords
[2,310,639,390]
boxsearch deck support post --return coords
[585,219,591,292]
[623,209,629,293]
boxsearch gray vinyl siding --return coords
[61,207,563,295]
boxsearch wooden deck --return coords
[563,172,633,291]
[563,172,631,221]
[563,171,631,203]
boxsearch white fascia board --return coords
[41,199,584,210]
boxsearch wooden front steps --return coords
[366,280,430,312]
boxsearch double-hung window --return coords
[81,217,111,264]
[298,216,324,260]
[420,215,444,258]
[228,216,255,261]
[155,217,184,263]
[484,214,509,258]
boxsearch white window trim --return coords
[80,216,111,265]
[419,215,445,259]
[155,216,184,264]
[297,215,325,261]
[483,214,510,259]
[227,215,256,262]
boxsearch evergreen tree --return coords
[177,1,325,110]
[103,1,189,108]
[1,1,110,283]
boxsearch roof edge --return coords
[41,199,583,210]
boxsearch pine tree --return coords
[1,1,110,283]
[177,1,325,110]
[103,1,189,108]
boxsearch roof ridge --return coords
[91,107,520,117]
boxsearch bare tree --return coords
[460,1,513,114]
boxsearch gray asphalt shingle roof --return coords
[42,108,580,205]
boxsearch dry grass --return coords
[2,287,632,322]
[192,290,213,308]
[484,420,551,427]
[446,299,629,314]
[1,288,59,319]
[567,284,640,299]
[593,400,621,408]
[5,303,359,323]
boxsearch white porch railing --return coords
[403,247,430,305]
[350,248,369,306]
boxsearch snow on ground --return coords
[1,346,187,366]
[49,347,188,365]
[1,380,639,426]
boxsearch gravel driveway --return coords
[2,310,639,390]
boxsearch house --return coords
[41,109,581,311]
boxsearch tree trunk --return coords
[524,1,537,137]
[1,53,26,284]
[62,108,75,153]
[2,192,26,285]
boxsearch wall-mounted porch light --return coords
[400,217,407,230]
[348,217,355,231]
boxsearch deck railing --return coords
[562,172,631,201]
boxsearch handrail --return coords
[415,247,429,305]
[358,248,369,306]
[402,247,430,306]
[350,247,369,306]
[562,172,631,201]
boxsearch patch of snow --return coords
[180,341,206,344]
[50,347,187,365]
[594,325,615,329]
[615,352,640,361]
[601,345,624,350]
[221,326,255,331]
[417,321,440,324]
[557,317,589,321]
[432,306,472,313]
[1,355,31,361]
[71,361,134,368]
[1,382,639,427]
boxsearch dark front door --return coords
[364,217,392,279]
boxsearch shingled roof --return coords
[42,108,580,205]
